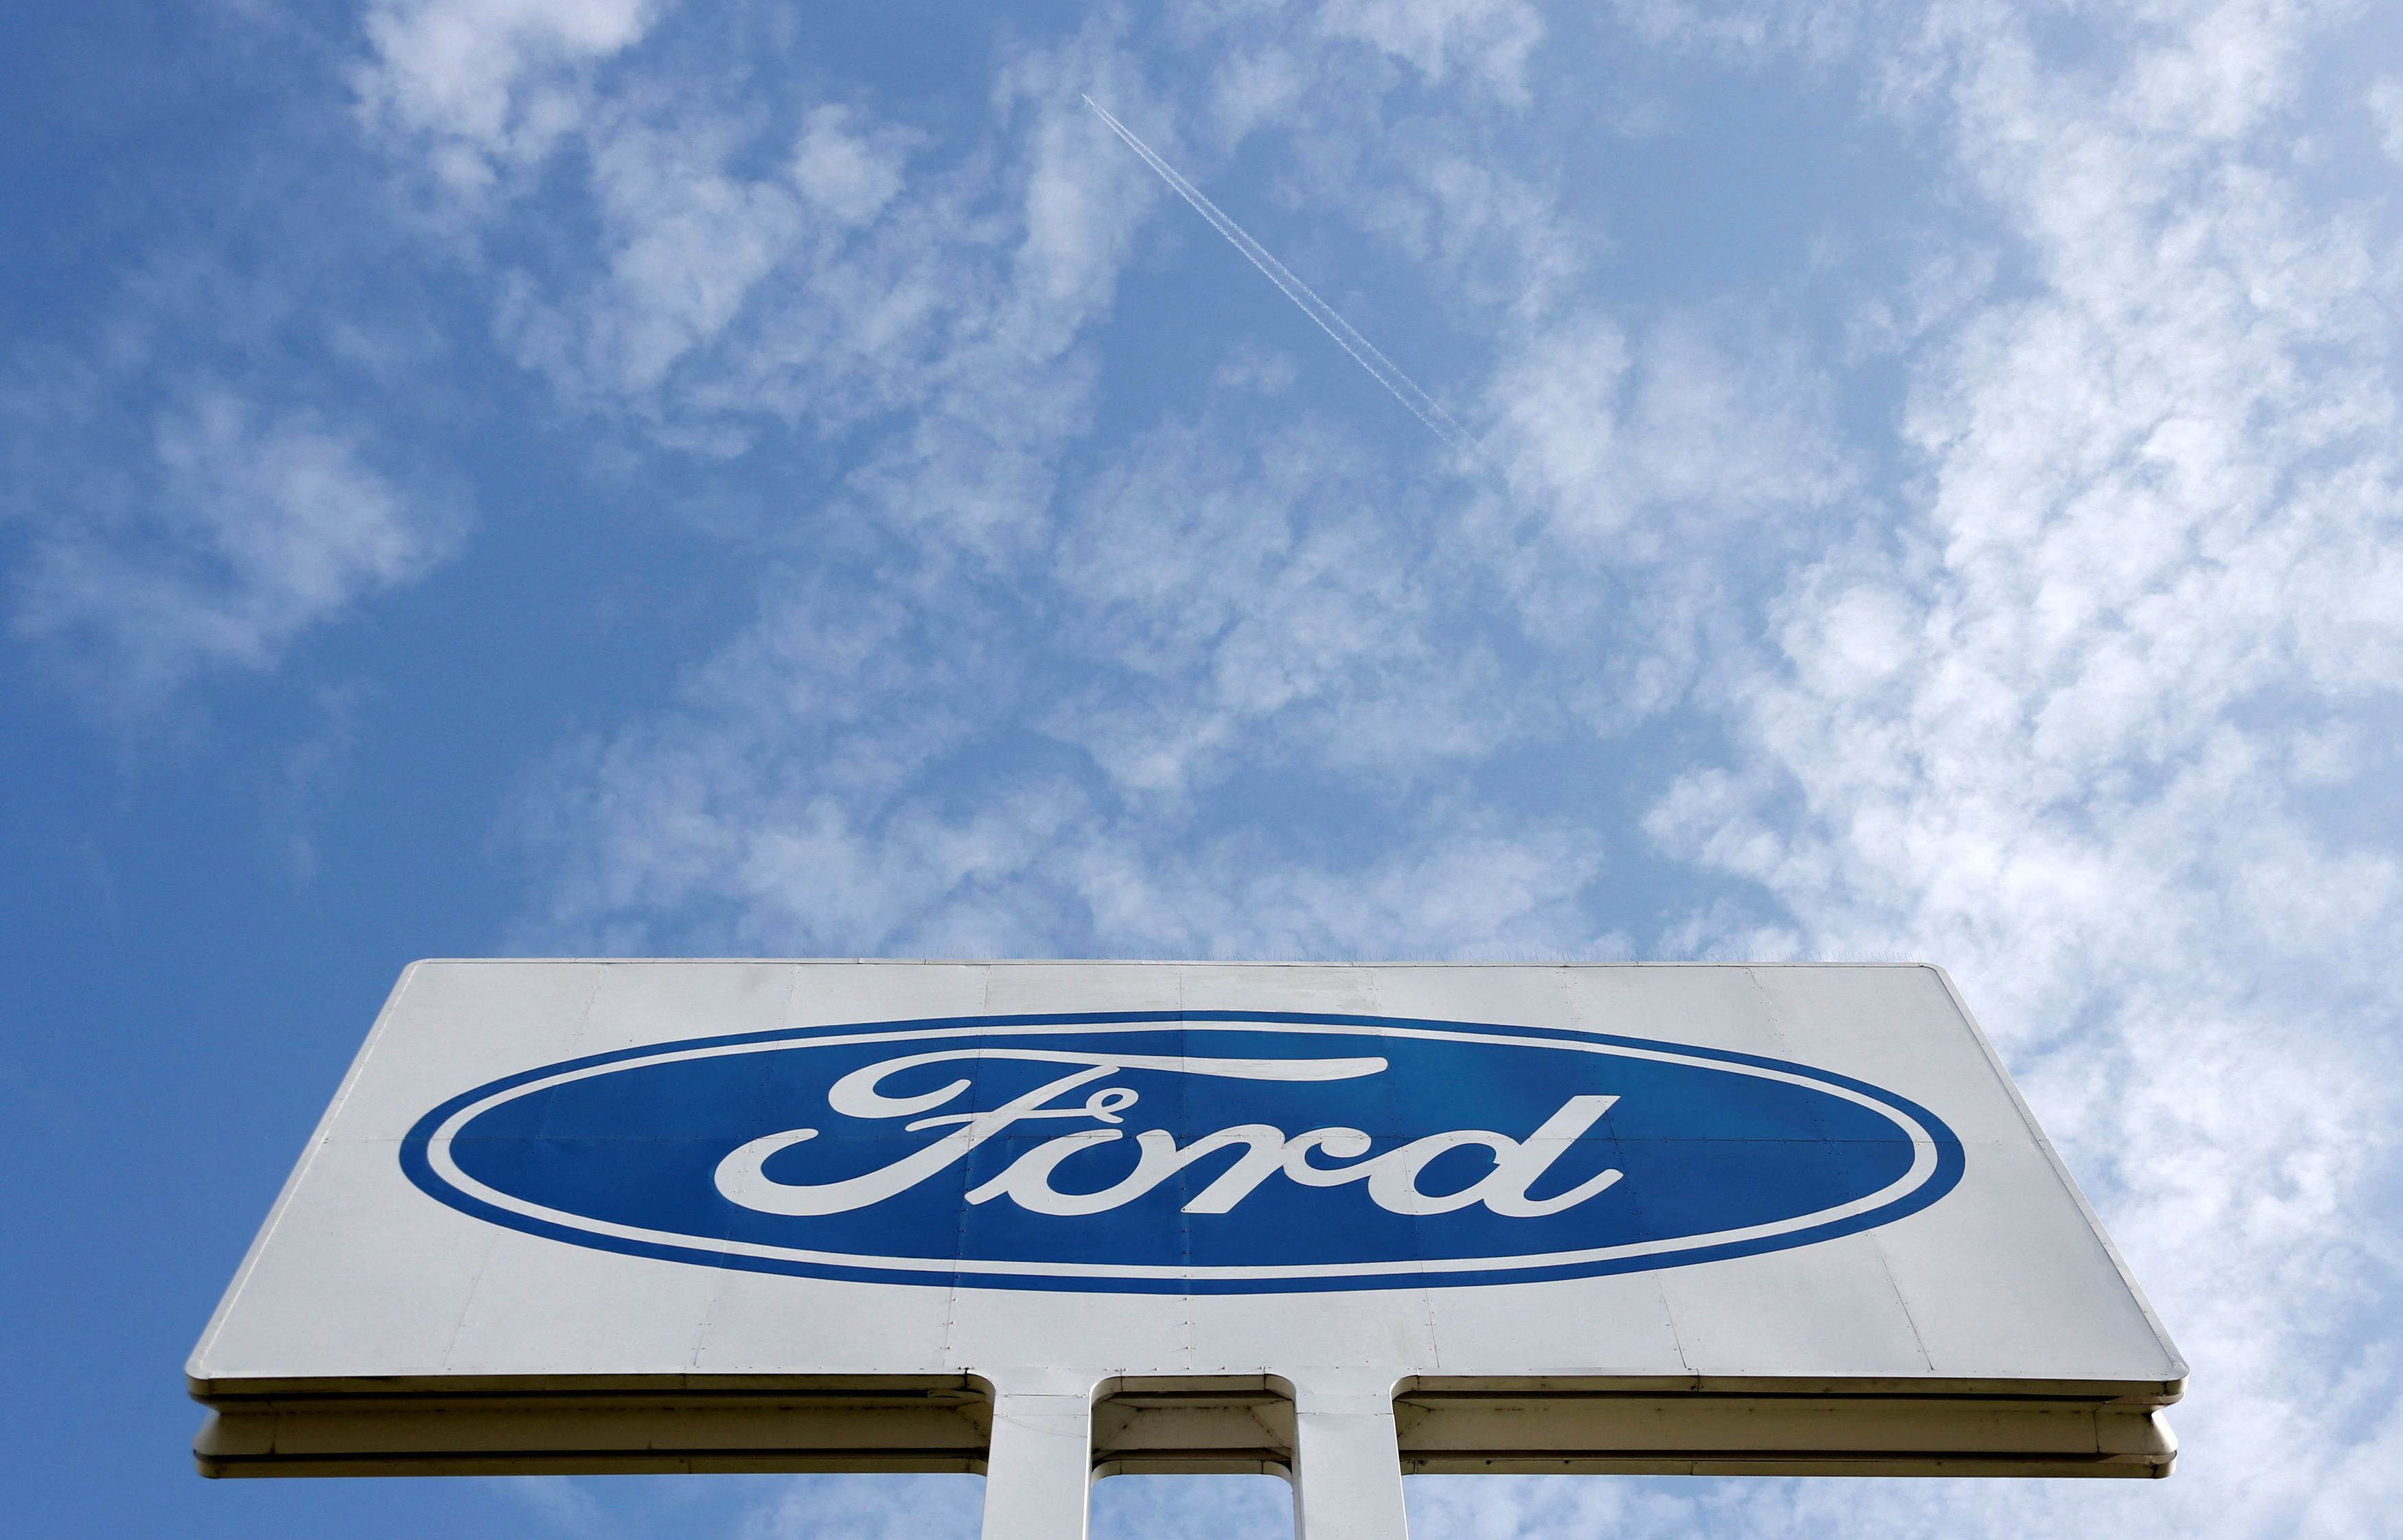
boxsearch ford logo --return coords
[401,1011,1964,1293]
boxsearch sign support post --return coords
[980,1375,1099,1540]
[1289,1377,1414,1540]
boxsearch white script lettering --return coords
[712,1050,1622,1220]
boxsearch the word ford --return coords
[713,1049,1626,1219]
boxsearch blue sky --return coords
[5,1,2402,1536]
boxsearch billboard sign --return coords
[191,962,2185,1538]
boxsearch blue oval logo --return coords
[400,1011,1964,1293]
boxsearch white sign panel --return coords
[189,962,2184,1536]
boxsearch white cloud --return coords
[511,479,1607,961]
[1212,341,1300,394]
[1487,312,1635,522]
[2369,74,2403,165]
[1473,308,1855,717]
[7,384,459,715]
[1092,1475,1292,1540]
[1648,1,2403,1532]
[792,106,912,228]
[479,30,1162,487]
[1048,413,1519,797]
[504,1475,610,1537]
[739,1473,982,1540]
[356,0,663,190]
[522,690,1613,959]
[1316,0,1545,101]
[1205,40,1311,143]
[532,110,809,399]
[500,13,1856,970]
[1603,0,1856,61]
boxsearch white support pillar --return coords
[1289,1376,1410,1540]
[980,1373,1096,1540]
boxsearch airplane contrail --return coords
[1082,94,1492,472]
